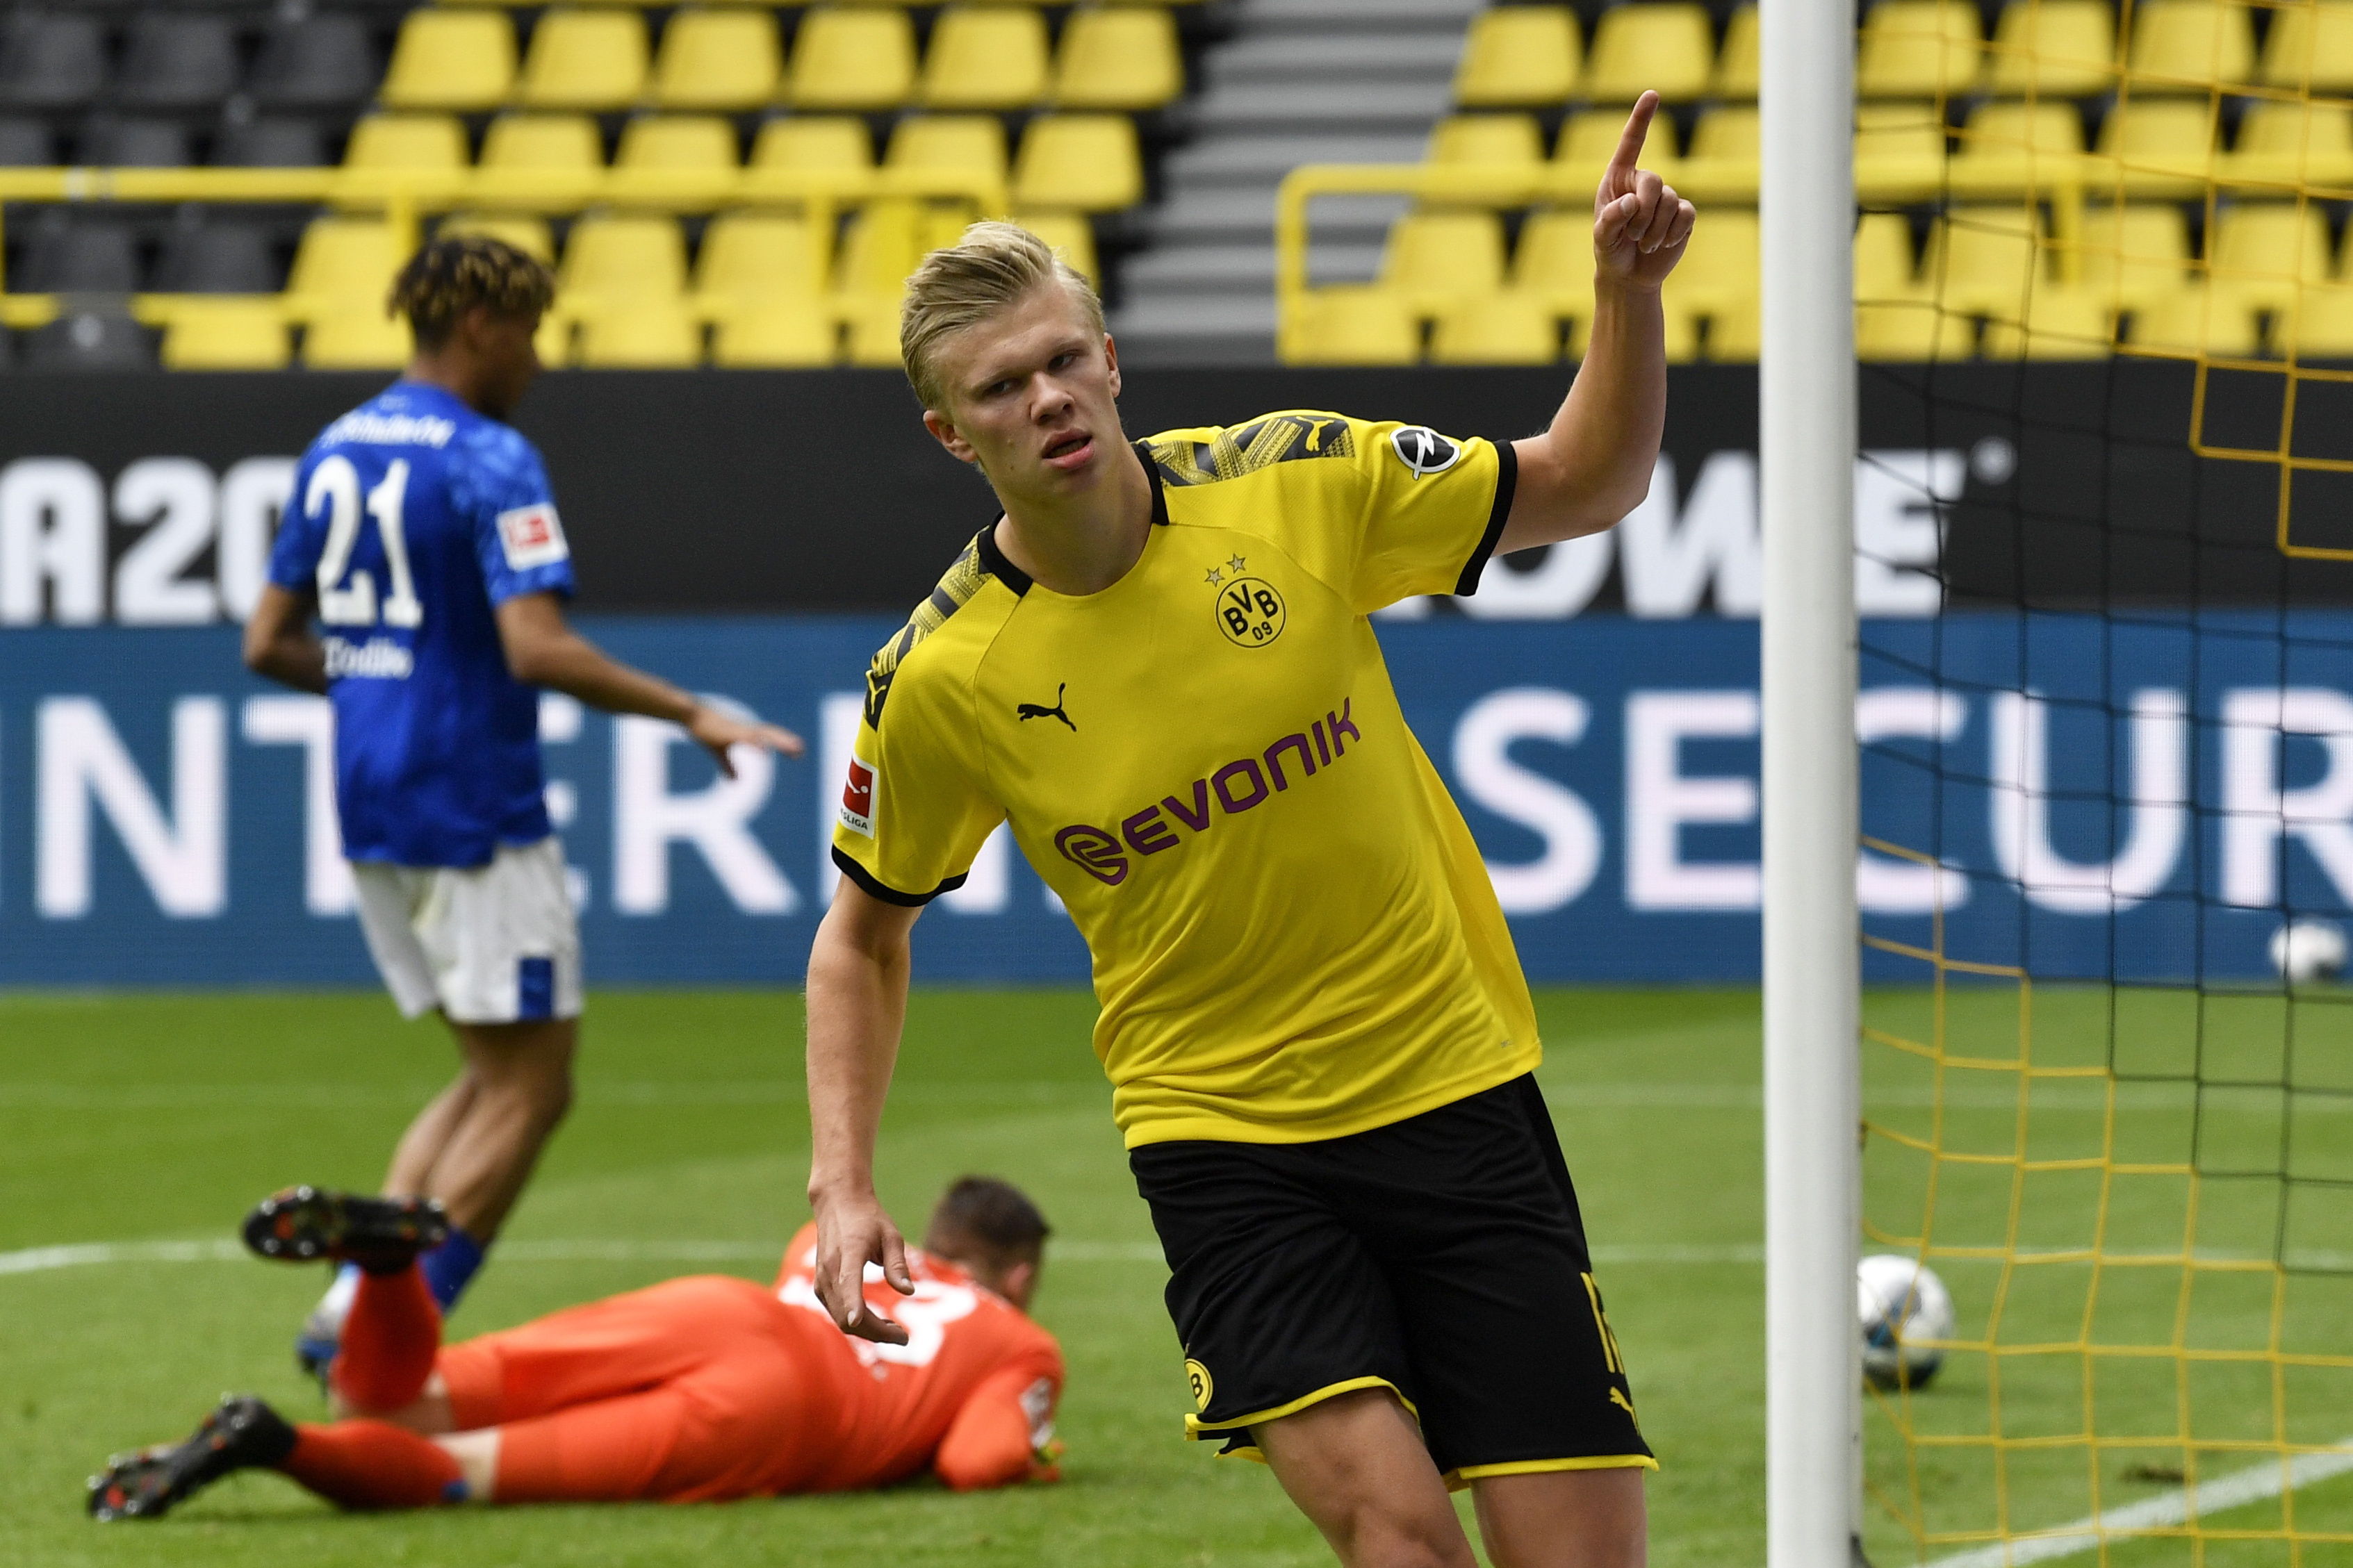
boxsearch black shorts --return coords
[1129,1073,1654,1484]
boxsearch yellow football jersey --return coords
[831,411,1541,1146]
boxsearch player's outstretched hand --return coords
[685,702,805,778]
[1593,90,1696,288]
[812,1191,917,1346]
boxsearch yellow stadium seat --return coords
[1672,206,1760,316]
[1855,211,1919,299]
[516,8,649,112]
[751,116,871,174]
[2210,202,2331,311]
[2125,1,2254,90]
[712,298,835,367]
[436,213,556,263]
[1012,209,1099,281]
[1707,297,1759,359]
[1559,106,1682,192]
[1713,4,1758,97]
[288,217,402,314]
[608,114,737,207]
[843,295,905,366]
[789,9,917,112]
[1431,292,1559,364]
[575,300,703,368]
[887,115,1008,183]
[2274,286,2353,357]
[473,113,604,210]
[1857,100,1951,169]
[2095,97,2220,194]
[1981,288,2115,356]
[1053,7,1181,110]
[921,6,1049,110]
[1858,298,1973,358]
[1584,3,1714,102]
[1514,207,1598,311]
[1284,287,1420,365]
[1985,0,2115,97]
[2231,99,2353,187]
[303,308,413,369]
[1924,204,2046,313]
[381,10,516,113]
[1956,99,2082,161]
[1428,114,1546,174]
[1012,114,1141,211]
[2069,203,2190,311]
[343,114,468,171]
[1381,211,1507,313]
[161,301,290,371]
[1858,0,1982,97]
[2129,288,2262,356]
[561,214,690,304]
[1453,6,1580,108]
[836,199,928,299]
[1686,104,1755,163]
[651,8,781,111]
[696,210,826,302]
[2262,1,2353,90]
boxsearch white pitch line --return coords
[1924,1441,2353,1568]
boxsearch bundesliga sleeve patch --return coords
[839,755,876,836]
[1389,426,1464,478]
[497,503,570,570]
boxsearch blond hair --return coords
[900,220,1105,412]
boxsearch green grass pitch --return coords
[2,985,2349,1567]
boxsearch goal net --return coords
[1853,1,2353,1563]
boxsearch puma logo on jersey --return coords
[1017,684,1076,732]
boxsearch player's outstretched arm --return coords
[1502,88,1696,556]
[243,584,329,694]
[805,877,924,1345]
[493,591,803,775]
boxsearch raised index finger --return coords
[1607,90,1662,182]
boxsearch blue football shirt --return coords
[269,381,576,868]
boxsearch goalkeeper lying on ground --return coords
[88,1180,1063,1518]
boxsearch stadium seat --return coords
[1985,0,2116,97]
[1014,208,1099,281]
[1857,0,1982,97]
[1856,100,1951,170]
[15,213,140,293]
[696,211,825,304]
[561,214,690,305]
[1706,297,1760,359]
[1381,211,1507,315]
[712,298,835,367]
[835,199,935,299]
[2125,1,2256,90]
[249,15,378,112]
[2095,98,2219,194]
[2274,286,2353,356]
[609,115,739,208]
[1687,104,1756,163]
[1562,106,1683,189]
[2230,99,2353,187]
[286,217,404,316]
[1285,287,1420,365]
[154,216,281,294]
[0,14,106,113]
[751,117,872,174]
[1431,292,1558,364]
[1430,115,1546,174]
[887,115,1008,183]
[114,15,240,113]
[1855,211,1921,299]
[577,299,703,368]
[1584,4,1714,102]
[303,308,411,370]
[1672,206,1760,319]
[23,310,156,371]
[1053,8,1182,111]
[1923,204,2045,313]
[652,8,782,112]
[0,117,49,166]
[789,10,918,113]
[1452,7,1580,108]
[1513,207,1599,312]
[1012,115,1142,212]
[215,119,329,169]
[474,114,605,209]
[1856,298,1972,358]
[436,212,555,263]
[844,293,908,367]
[921,6,1050,110]
[2129,288,2261,356]
[161,302,292,371]
[76,117,192,169]
[343,114,469,172]
[1980,288,2115,356]
[1714,4,1760,97]
[1950,99,2082,184]
[2070,203,2190,311]
[2262,1,2353,90]
[518,10,650,113]
[2209,203,2331,312]
[382,11,516,113]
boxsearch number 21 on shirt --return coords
[310,454,422,629]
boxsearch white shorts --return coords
[351,836,583,1025]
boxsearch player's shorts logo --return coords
[1185,1359,1214,1411]
[1389,426,1463,479]
[1055,825,1129,886]
[1215,577,1286,647]
[839,756,876,836]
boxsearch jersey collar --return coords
[976,443,1170,598]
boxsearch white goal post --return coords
[1760,0,1862,1562]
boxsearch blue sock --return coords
[417,1225,486,1314]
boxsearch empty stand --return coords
[921,6,1051,111]
[1431,292,1557,364]
[1924,204,2045,314]
[696,211,825,304]
[381,10,516,114]
[1454,6,1580,109]
[651,8,780,113]
[788,9,917,113]
[76,118,192,170]
[1380,210,1507,315]
[2072,202,2192,311]
[2131,288,2262,356]
[1429,114,1546,174]
[1985,0,2115,96]
[516,9,650,113]
[1285,286,1420,365]
[153,215,281,295]
[286,216,403,317]
[161,301,290,371]
[303,308,411,370]
[886,115,1008,184]
[1858,0,1983,97]
[343,114,468,173]
[1714,4,1760,97]
[0,14,106,114]
[2208,203,2332,312]
[23,310,155,370]
[610,114,737,206]
[0,116,49,167]
[2232,99,2353,186]
[1013,115,1142,212]
[1585,3,1714,101]
[1056,8,1183,111]
[2096,97,2220,193]
[215,118,329,170]
[16,213,140,293]
[712,298,834,368]
[577,299,702,368]
[560,213,690,305]
[113,15,240,113]
[2124,0,2255,90]
[249,15,378,113]
[2263,1,2353,91]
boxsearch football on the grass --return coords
[1858,1254,1953,1391]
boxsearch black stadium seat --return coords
[15,211,142,293]
[154,211,283,293]
[75,115,193,168]
[0,13,108,113]
[22,309,158,370]
[213,116,329,168]
[249,15,379,111]
[114,14,243,112]
[0,115,51,165]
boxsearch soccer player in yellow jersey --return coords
[805,93,1694,1568]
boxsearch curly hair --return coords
[900,220,1104,412]
[386,234,556,349]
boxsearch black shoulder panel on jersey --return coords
[1145,412,1356,488]
[863,529,1004,728]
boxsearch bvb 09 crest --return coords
[1215,577,1286,647]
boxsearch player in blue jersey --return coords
[242,237,802,1373]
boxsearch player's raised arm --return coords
[1502,88,1696,555]
[805,877,923,1344]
